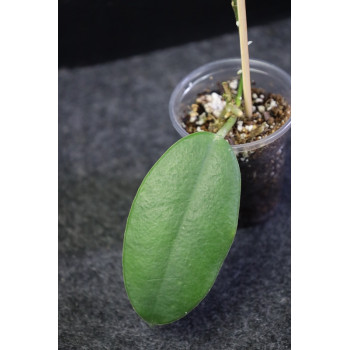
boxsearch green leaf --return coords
[123,132,241,325]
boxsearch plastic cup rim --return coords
[169,58,291,153]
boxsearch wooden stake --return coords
[237,0,253,117]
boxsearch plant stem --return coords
[235,75,243,107]
[222,81,233,102]
[237,0,253,117]
[216,116,237,138]
[231,0,239,24]
[220,81,243,120]
[226,104,243,118]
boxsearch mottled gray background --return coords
[59,18,290,349]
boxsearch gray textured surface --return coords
[59,18,291,349]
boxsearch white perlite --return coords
[203,92,226,117]
[196,112,206,126]
[237,120,243,132]
[189,111,198,123]
[229,79,238,90]
[267,99,278,111]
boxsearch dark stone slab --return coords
[59,18,290,349]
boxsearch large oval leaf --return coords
[123,132,241,325]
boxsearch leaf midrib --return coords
[149,137,216,322]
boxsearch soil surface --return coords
[182,82,291,145]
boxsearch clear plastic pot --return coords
[169,58,291,226]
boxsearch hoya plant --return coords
[123,0,256,325]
